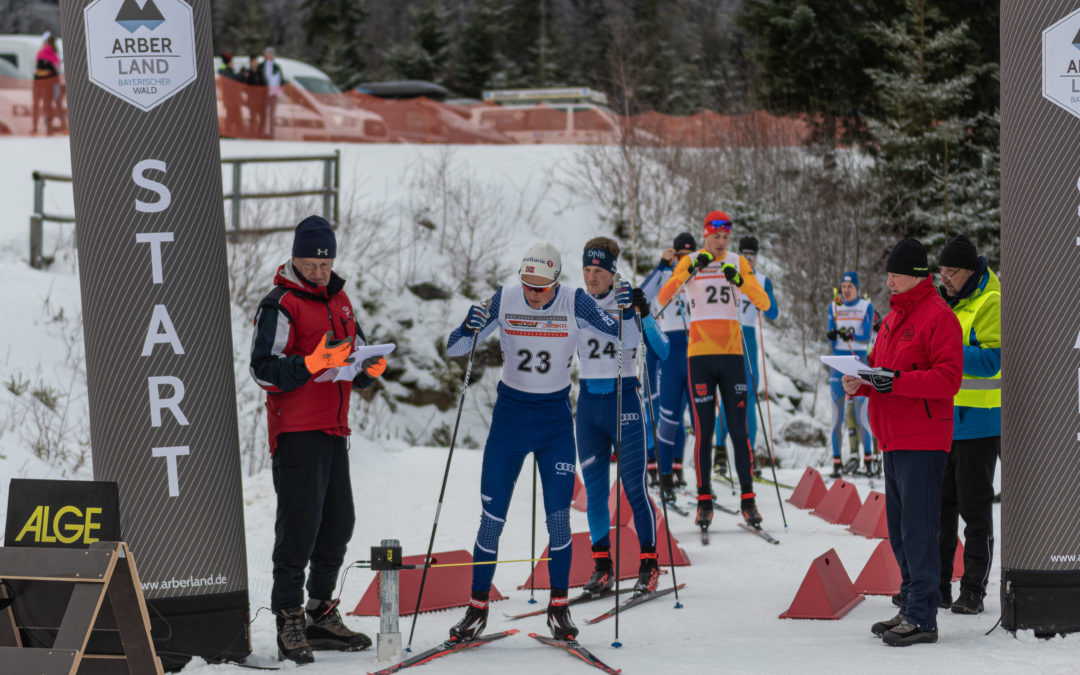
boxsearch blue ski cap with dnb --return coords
[841,271,859,290]
[292,215,336,259]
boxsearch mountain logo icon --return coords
[116,0,165,33]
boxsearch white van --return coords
[475,87,632,144]
[0,33,63,79]
[216,55,389,143]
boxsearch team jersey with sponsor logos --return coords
[642,264,690,333]
[447,284,639,394]
[827,297,874,355]
[658,250,771,357]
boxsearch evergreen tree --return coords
[301,0,369,89]
[220,0,272,58]
[386,0,451,82]
[865,0,999,262]
[738,0,890,152]
[452,0,511,98]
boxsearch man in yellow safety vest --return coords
[935,234,1000,615]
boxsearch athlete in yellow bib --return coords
[658,210,771,532]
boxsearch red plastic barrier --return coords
[629,507,691,566]
[847,491,888,538]
[571,472,587,512]
[786,467,828,510]
[811,479,862,525]
[518,529,639,589]
[779,548,864,619]
[853,539,902,596]
[349,550,506,616]
[608,482,633,526]
[953,538,964,581]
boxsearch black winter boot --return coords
[634,547,659,594]
[449,593,489,642]
[647,463,659,487]
[871,613,904,637]
[695,494,714,529]
[275,606,315,664]
[305,599,371,651]
[546,591,579,641]
[830,458,843,478]
[882,619,938,647]
[951,588,984,614]
[582,545,614,596]
[659,473,677,505]
[741,496,763,527]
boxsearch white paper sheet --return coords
[314,343,396,383]
[818,354,869,378]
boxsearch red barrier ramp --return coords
[349,550,506,616]
[953,538,964,581]
[779,548,864,620]
[786,467,827,510]
[811,479,862,525]
[608,483,634,525]
[847,491,889,538]
[629,506,691,566]
[571,471,587,512]
[517,528,639,589]
[854,539,902,596]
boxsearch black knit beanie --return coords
[739,236,759,254]
[673,232,696,253]
[292,215,336,259]
[939,234,979,271]
[886,238,929,277]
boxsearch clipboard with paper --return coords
[314,343,396,383]
[818,354,870,379]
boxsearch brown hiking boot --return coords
[275,606,315,664]
[305,599,371,651]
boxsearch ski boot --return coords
[546,593,579,641]
[741,495,763,527]
[830,458,843,478]
[633,546,659,594]
[659,472,677,506]
[449,593,489,642]
[581,545,614,596]
[712,450,728,478]
[864,454,882,477]
[305,599,371,651]
[647,462,659,488]
[673,462,687,487]
[695,494,714,529]
[843,456,861,475]
[275,606,315,664]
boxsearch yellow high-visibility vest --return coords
[954,290,1000,408]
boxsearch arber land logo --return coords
[85,0,197,112]
[1042,8,1080,121]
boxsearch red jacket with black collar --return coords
[852,276,963,452]
[250,262,375,454]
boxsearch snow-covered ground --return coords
[0,137,1068,674]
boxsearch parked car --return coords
[214,56,389,143]
[473,87,647,145]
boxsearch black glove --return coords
[631,287,650,317]
[837,327,855,342]
[827,328,840,341]
[659,256,673,270]
[721,262,743,287]
[689,252,714,273]
[859,368,898,394]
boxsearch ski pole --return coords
[757,313,778,482]
[612,274,625,649]
[654,253,712,320]
[733,286,787,529]
[529,457,538,604]
[634,310,682,608]
[407,300,488,651]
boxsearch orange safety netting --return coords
[0,73,810,147]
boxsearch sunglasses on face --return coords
[706,219,732,231]
[521,279,558,293]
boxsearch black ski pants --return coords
[271,431,355,611]
[688,353,754,498]
[939,436,998,598]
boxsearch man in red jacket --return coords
[250,215,387,663]
[842,238,962,647]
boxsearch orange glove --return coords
[362,356,386,378]
[304,331,353,374]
